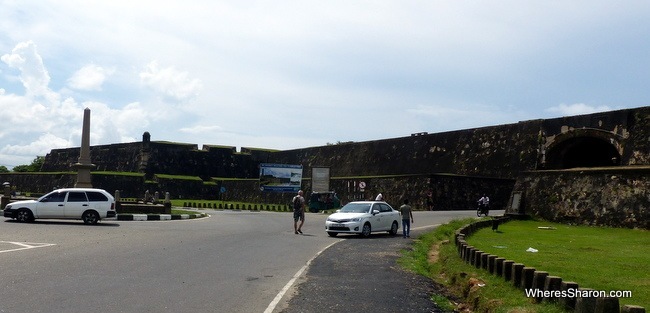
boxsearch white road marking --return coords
[264,223,442,312]
[264,240,341,313]
[0,241,57,253]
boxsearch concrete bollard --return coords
[465,246,473,263]
[543,276,562,303]
[470,249,476,267]
[511,263,525,288]
[595,296,620,313]
[469,248,476,265]
[520,267,536,290]
[574,288,597,313]
[456,234,465,246]
[480,253,488,270]
[559,281,579,310]
[474,250,485,268]
[531,271,549,302]
[622,305,646,313]
[495,258,505,277]
[487,255,497,274]
[503,260,514,282]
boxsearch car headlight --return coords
[4,204,10,210]
[350,218,362,222]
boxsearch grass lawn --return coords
[467,219,649,308]
[399,218,567,312]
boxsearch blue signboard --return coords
[259,163,302,192]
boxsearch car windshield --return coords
[39,191,67,202]
[339,203,372,213]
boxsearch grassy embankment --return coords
[399,219,649,312]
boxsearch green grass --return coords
[155,174,203,181]
[399,218,569,313]
[467,220,649,308]
[171,209,202,215]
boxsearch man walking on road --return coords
[400,199,414,238]
[293,190,305,234]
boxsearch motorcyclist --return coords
[478,195,490,214]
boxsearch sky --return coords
[1,1,649,170]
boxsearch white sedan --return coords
[325,201,400,237]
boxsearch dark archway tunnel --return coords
[545,137,620,169]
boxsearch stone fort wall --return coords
[2,106,648,227]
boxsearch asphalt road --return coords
[0,209,496,313]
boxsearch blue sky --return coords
[1,1,649,169]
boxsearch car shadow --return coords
[3,219,121,227]
[331,233,402,240]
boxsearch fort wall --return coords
[2,106,648,227]
[509,167,650,229]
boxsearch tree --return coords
[0,165,9,173]
[12,156,45,172]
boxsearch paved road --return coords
[0,209,496,312]
[273,210,503,313]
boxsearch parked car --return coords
[325,201,400,237]
[3,188,116,225]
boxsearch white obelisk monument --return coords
[73,108,95,187]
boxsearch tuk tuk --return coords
[308,191,341,213]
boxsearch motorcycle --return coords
[476,202,489,217]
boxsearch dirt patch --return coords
[428,239,449,263]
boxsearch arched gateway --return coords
[541,128,623,169]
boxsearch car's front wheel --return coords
[361,223,371,237]
[82,211,100,225]
[16,209,34,223]
[388,221,398,235]
[327,232,338,237]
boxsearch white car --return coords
[325,201,400,237]
[3,188,116,225]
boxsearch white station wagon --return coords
[325,201,400,237]
[3,188,116,225]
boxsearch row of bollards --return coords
[454,218,645,313]
[182,202,291,211]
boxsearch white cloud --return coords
[180,125,223,134]
[139,61,203,102]
[1,41,58,103]
[67,64,115,91]
[2,133,69,156]
[546,103,613,116]
[0,42,162,167]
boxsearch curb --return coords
[116,213,208,221]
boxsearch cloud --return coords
[546,103,613,116]
[2,133,70,156]
[139,61,203,102]
[0,41,162,167]
[1,41,58,103]
[179,125,223,134]
[67,64,115,91]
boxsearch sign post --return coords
[311,167,330,193]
